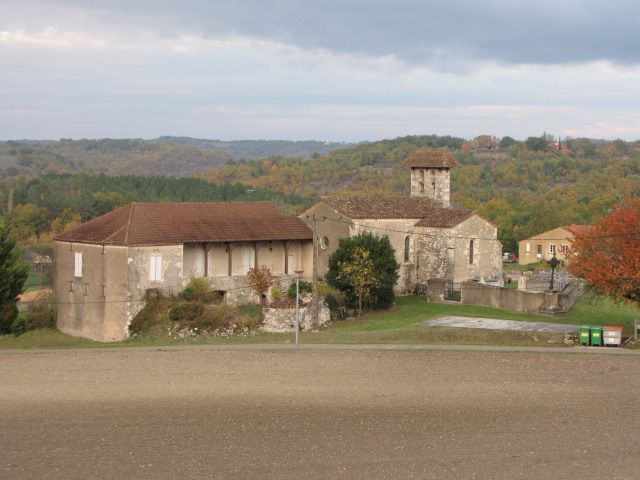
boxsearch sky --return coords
[1,0,640,142]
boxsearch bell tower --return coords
[403,148,459,207]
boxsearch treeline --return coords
[0,174,312,242]
[0,137,351,179]
[0,139,232,178]
[199,134,640,252]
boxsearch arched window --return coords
[404,236,411,263]
[469,239,474,264]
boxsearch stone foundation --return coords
[261,305,330,333]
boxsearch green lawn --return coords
[23,270,52,292]
[1,294,637,350]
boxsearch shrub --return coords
[25,293,56,329]
[287,281,312,298]
[10,315,27,336]
[129,296,171,334]
[169,302,205,323]
[323,293,340,312]
[270,286,283,302]
[180,277,220,303]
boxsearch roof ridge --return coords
[124,202,135,245]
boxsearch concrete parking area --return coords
[421,316,580,333]
[2,347,639,479]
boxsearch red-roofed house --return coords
[54,202,313,342]
[300,148,503,293]
[518,225,591,265]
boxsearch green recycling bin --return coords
[590,326,603,346]
[579,326,591,345]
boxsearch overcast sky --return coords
[2,0,640,141]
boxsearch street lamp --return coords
[294,270,304,348]
[548,253,559,291]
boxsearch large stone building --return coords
[300,148,503,292]
[518,225,590,265]
[54,202,313,342]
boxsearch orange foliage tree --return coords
[569,199,640,306]
[246,265,274,319]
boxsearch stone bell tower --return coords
[403,148,459,208]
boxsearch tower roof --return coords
[403,148,459,168]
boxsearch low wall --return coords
[458,282,578,313]
[261,305,330,333]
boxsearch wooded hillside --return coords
[199,135,640,252]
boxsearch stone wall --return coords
[261,304,331,333]
[458,282,574,314]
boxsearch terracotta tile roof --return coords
[316,196,473,227]
[564,224,592,237]
[403,148,460,168]
[55,202,313,246]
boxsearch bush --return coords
[10,315,27,336]
[129,296,171,334]
[287,281,312,298]
[323,293,340,311]
[270,286,283,302]
[169,302,205,323]
[25,293,56,329]
[180,277,221,303]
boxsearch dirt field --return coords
[2,347,639,479]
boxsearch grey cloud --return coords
[4,0,640,65]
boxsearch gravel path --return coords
[2,349,639,479]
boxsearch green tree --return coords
[326,232,399,313]
[0,221,29,333]
[525,136,548,152]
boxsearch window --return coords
[549,244,556,254]
[404,236,410,263]
[561,244,569,255]
[74,252,83,278]
[536,245,542,254]
[150,255,162,282]
[319,236,330,250]
[469,239,474,264]
[525,242,531,253]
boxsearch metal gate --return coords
[444,281,461,301]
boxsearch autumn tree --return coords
[246,265,274,319]
[569,199,640,306]
[0,221,29,333]
[326,232,399,315]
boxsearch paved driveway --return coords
[421,316,579,333]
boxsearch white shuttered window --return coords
[74,252,83,278]
[150,256,162,282]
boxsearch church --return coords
[300,148,503,293]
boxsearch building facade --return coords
[54,202,313,342]
[518,225,589,265]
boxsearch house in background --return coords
[518,225,590,265]
[54,202,313,342]
[300,148,503,293]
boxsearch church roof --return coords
[403,148,460,168]
[55,202,313,246]
[312,196,474,228]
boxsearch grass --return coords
[23,270,52,292]
[1,294,637,350]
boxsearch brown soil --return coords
[1,348,639,479]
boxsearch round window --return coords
[319,236,330,250]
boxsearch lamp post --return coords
[294,270,303,348]
[548,253,559,291]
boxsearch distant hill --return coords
[156,136,351,160]
[0,138,233,178]
[0,137,351,179]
